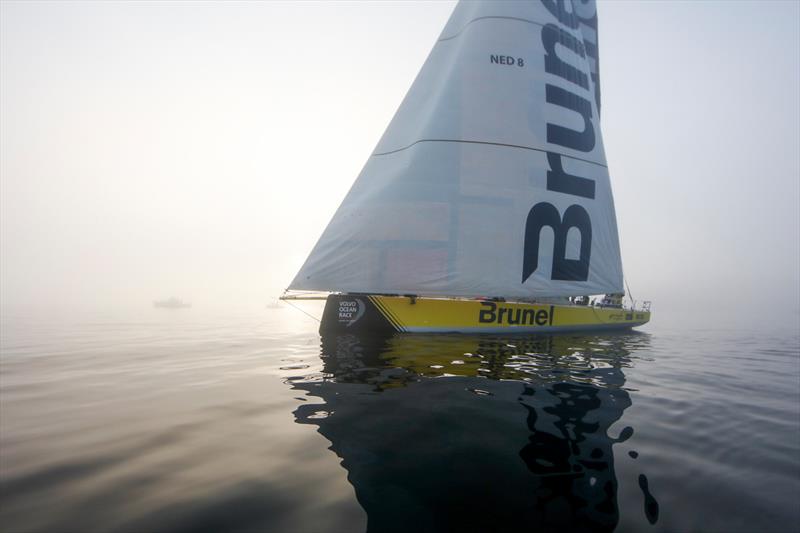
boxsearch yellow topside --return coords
[369,295,650,333]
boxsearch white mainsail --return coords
[290,0,623,299]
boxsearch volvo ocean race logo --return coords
[338,298,365,327]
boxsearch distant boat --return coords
[153,297,191,309]
[282,0,651,334]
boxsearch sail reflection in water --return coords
[291,333,657,532]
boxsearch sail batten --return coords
[290,0,623,299]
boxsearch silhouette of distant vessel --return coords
[153,297,191,309]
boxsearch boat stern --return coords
[319,294,398,335]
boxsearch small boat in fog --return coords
[153,297,191,309]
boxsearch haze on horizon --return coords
[1,1,798,329]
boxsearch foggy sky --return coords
[1,1,798,328]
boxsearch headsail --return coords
[290,0,623,299]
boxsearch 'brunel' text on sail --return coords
[523,0,600,285]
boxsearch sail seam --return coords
[438,16,566,43]
[373,139,608,168]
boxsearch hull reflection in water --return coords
[291,333,657,532]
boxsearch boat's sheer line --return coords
[372,139,608,169]
[438,16,578,43]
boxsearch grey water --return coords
[1,307,798,533]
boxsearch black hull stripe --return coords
[367,296,397,331]
[376,298,406,333]
[369,297,405,332]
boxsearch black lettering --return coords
[541,0,579,29]
[479,302,497,323]
[546,151,595,199]
[552,206,592,280]
[522,202,592,282]
[498,307,507,323]
[546,84,595,152]
[573,4,601,114]
[508,308,521,325]
[549,305,555,325]
[491,55,524,67]
[589,62,601,115]
[535,309,549,326]
[542,24,588,90]
[521,309,535,325]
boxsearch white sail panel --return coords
[290,0,622,298]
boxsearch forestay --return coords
[290,0,623,299]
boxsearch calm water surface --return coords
[1,307,798,532]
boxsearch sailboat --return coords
[283,0,651,334]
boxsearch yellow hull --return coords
[320,294,650,334]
